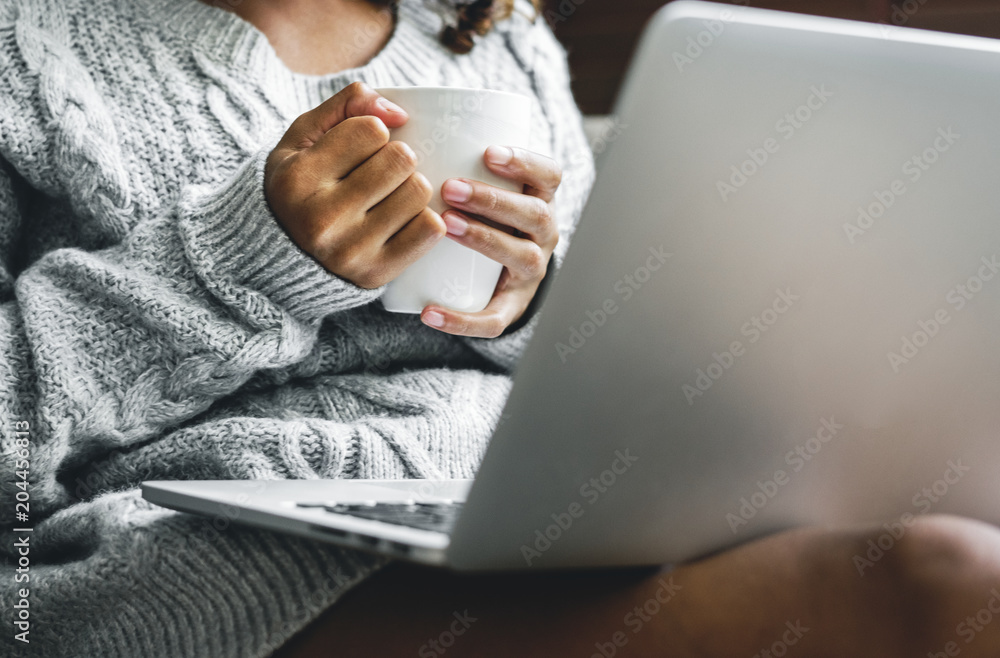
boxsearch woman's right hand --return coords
[264,82,447,289]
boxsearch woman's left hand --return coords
[420,145,562,338]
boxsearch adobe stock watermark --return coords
[147,474,310,565]
[259,479,472,656]
[928,588,1000,657]
[877,0,930,39]
[583,114,628,161]
[751,620,810,658]
[519,449,639,566]
[672,0,751,72]
[716,84,834,202]
[726,417,845,534]
[9,420,31,645]
[887,254,999,373]
[417,610,478,657]
[843,127,960,244]
[682,288,799,406]
[437,275,472,310]
[149,488,266,562]
[715,84,834,202]
[555,246,671,363]
[410,90,490,166]
[589,576,682,658]
[852,458,971,576]
[542,0,586,29]
[336,3,394,59]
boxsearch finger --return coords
[314,207,445,289]
[380,207,448,273]
[441,178,557,244]
[441,210,549,282]
[421,287,525,338]
[303,114,392,180]
[283,81,408,150]
[342,140,421,209]
[483,146,562,203]
[365,172,434,241]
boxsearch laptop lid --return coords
[446,0,1000,570]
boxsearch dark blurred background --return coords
[541,0,1000,115]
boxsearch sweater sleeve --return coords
[459,14,597,372]
[0,142,389,513]
[176,143,387,321]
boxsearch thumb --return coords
[286,81,409,149]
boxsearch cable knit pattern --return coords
[11,3,134,240]
[0,0,596,655]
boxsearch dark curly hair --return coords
[372,0,544,54]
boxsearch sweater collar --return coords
[137,0,454,116]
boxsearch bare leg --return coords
[273,515,1000,658]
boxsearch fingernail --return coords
[377,97,405,114]
[442,179,473,203]
[442,212,468,236]
[423,310,445,327]
[486,145,513,166]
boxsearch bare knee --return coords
[885,515,1000,596]
[873,515,1000,652]
[890,515,997,574]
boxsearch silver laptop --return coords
[142,0,1000,570]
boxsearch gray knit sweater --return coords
[0,0,595,655]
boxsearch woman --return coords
[0,0,999,656]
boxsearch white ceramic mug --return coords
[374,86,532,314]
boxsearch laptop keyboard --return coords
[296,501,463,534]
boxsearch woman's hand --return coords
[420,146,563,338]
[265,82,448,290]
